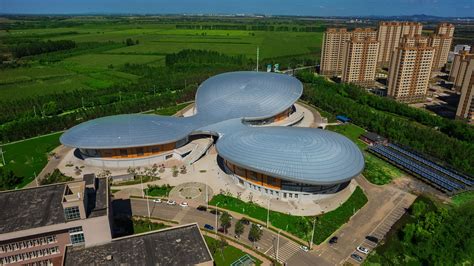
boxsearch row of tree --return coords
[337,79,474,143]
[297,72,474,175]
[12,39,76,58]
[175,24,324,32]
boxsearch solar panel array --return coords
[369,144,473,193]
[387,144,474,186]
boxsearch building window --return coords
[136,147,144,156]
[64,206,81,221]
[69,227,85,245]
[120,149,128,157]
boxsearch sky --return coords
[0,0,472,17]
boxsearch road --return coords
[130,198,316,264]
[129,174,416,265]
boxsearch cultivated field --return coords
[0,18,323,100]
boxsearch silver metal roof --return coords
[60,71,364,184]
[215,127,365,185]
[60,71,301,149]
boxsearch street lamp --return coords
[215,202,220,235]
[266,197,270,228]
[276,229,282,262]
[140,175,145,198]
[310,217,317,249]
[145,188,151,231]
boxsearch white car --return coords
[166,200,176,205]
[357,246,369,254]
[300,245,309,252]
[153,199,161,203]
[180,202,189,207]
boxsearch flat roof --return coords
[64,224,213,265]
[0,183,66,234]
[0,178,108,234]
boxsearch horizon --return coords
[1,0,473,17]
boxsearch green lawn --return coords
[204,236,262,266]
[363,153,404,185]
[210,186,368,244]
[133,218,169,234]
[326,124,404,185]
[0,132,61,187]
[451,191,474,206]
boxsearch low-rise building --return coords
[63,223,213,265]
[0,177,112,265]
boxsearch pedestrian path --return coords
[265,239,301,263]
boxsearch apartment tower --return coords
[377,22,423,67]
[387,36,434,103]
[450,51,474,87]
[320,28,376,76]
[429,23,455,71]
[455,56,474,124]
[341,36,380,87]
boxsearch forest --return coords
[367,197,474,265]
[12,39,76,58]
[297,71,474,176]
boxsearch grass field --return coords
[451,191,474,206]
[326,124,404,185]
[210,186,367,244]
[204,236,262,266]
[132,219,169,234]
[0,132,61,187]
[1,19,323,100]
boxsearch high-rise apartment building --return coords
[341,36,379,87]
[320,28,376,76]
[450,51,473,86]
[387,36,434,103]
[377,21,423,66]
[455,57,474,124]
[427,23,455,71]
[435,22,455,37]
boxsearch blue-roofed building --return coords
[60,71,364,200]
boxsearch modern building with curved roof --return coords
[60,71,364,199]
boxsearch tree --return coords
[248,224,263,243]
[40,169,73,185]
[0,168,22,191]
[220,212,232,233]
[234,219,244,237]
[125,38,135,46]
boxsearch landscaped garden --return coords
[209,186,368,244]
[204,236,262,266]
[145,184,174,197]
[132,218,169,234]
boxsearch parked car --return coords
[351,253,363,262]
[180,202,189,207]
[197,205,207,211]
[357,246,369,254]
[365,236,379,244]
[204,224,214,230]
[152,199,161,203]
[300,245,309,252]
[240,218,250,225]
[210,209,221,215]
[329,236,338,244]
[166,200,176,205]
